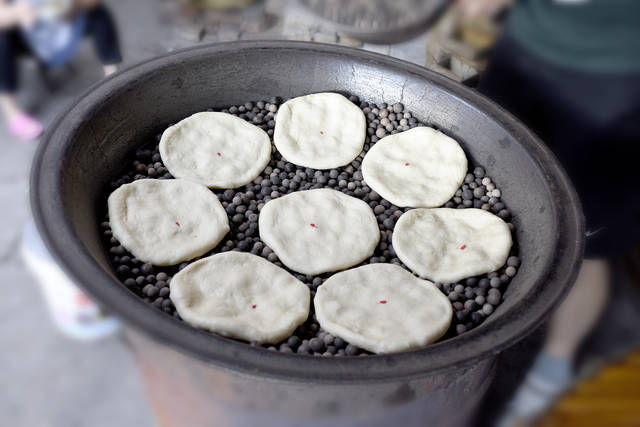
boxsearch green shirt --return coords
[508,0,640,73]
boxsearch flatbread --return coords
[273,92,366,169]
[159,111,271,189]
[361,127,467,208]
[315,264,453,354]
[108,179,229,266]
[393,208,512,283]
[170,252,310,344]
[259,189,379,275]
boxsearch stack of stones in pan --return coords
[105,92,518,356]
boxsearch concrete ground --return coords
[2,1,639,427]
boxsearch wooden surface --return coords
[539,351,640,427]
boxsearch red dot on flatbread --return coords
[310,223,317,228]
[252,304,257,309]
[404,162,410,166]
[176,222,180,227]
[217,152,221,156]
[379,300,387,304]
[76,293,92,306]
[320,131,324,135]
[460,244,467,250]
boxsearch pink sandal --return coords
[9,113,44,141]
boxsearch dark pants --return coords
[0,5,121,93]
[479,34,640,258]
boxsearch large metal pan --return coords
[30,41,583,426]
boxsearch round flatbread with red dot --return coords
[159,111,271,189]
[273,92,366,169]
[361,126,468,208]
[259,188,379,275]
[314,263,453,354]
[170,252,310,344]
[393,208,512,283]
[108,179,229,266]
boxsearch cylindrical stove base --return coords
[127,330,496,427]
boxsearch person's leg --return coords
[545,259,611,359]
[497,259,611,427]
[0,29,43,140]
[83,4,122,76]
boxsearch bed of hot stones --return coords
[100,95,521,357]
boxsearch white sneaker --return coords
[495,372,571,427]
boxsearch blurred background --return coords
[2,0,639,426]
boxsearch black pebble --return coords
[143,284,158,298]
[287,336,301,349]
[334,337,346,349]
[345,344,359,356]
[309,338,325,353]
[116,265,130,276]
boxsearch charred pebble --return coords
[102,95,520,355]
